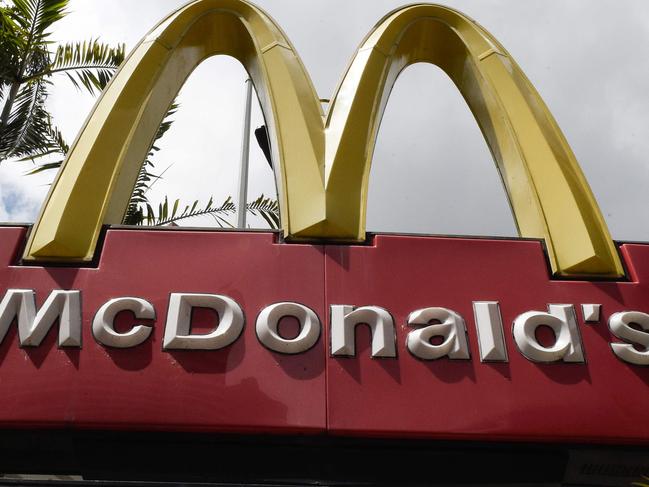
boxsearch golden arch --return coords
[24,1,624,278]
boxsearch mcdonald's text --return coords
[1,290,647,366]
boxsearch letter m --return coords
[0,290,81,347]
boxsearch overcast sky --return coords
[1,0,648,241]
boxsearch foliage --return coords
[246,194,280,228]
[122,103,178,226]
[0,0,280,230]
[128,194,279,230]
[119,101,280,229]
[0,0,125,163]
[49,39,124,95]
[144,195,236,228]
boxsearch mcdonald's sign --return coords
[0,1,647,481]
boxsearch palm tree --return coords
[0,0,125,164]
[0,0,280,229]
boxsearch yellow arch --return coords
[24,1,624,278]
[25,0,326,261]
[322,4,622,277]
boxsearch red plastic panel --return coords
[325,235,649,444]
[0,227,326,433]
[1,227,648,444]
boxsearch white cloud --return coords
[5,0,649,240]
[0,162,50,222]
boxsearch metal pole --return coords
[237,79,253,229]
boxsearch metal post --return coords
[237,79,253,229]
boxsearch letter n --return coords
[330,305,396,358]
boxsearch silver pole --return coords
[237,79,253,229]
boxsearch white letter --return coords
[0,289,81,347]
[513,304,584,363]
[473,301,507,362]
[93,297,154,348]
[608,311,649,365]
[163,293,243,350]
[407,307,470,360]
[330,305,396,358]
[256,302,320,354]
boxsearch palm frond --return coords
[0,0,127,168]
[18,122,67,175]
[29,39,126,94]
[45,121,67,152]
[246,194,280,229]
[0,7,21,84]
[11,0,68,46]
[137,195,237,228]
[149,103,177,151]
[23,159,62,174]
[18,121,68,163]
[125,193,280,229]
[122,103,178,225]
[0,78,51,160]
[7,0,34,32]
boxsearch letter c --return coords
[92,297,155,348]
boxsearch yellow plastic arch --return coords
[24,1,624,278]
[25,0,326,261]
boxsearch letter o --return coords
[256,302,321,354]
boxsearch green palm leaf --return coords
[141,196,237,228]
[127,193,280,229]
[0,79,50,159]
[0,8,21,85]
[246,194,280,229]
[1,0,279,236]
[20,121,67,172]
[10,0,67,45]
[0,0,124,164]
[35,39,126,94]
[122,103,178,225]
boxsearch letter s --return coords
[608,311,649,365]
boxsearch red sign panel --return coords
[325,235,649,443]
[0,227,325,433]
[0,227,647,444]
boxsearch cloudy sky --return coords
[1,0,648,240]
